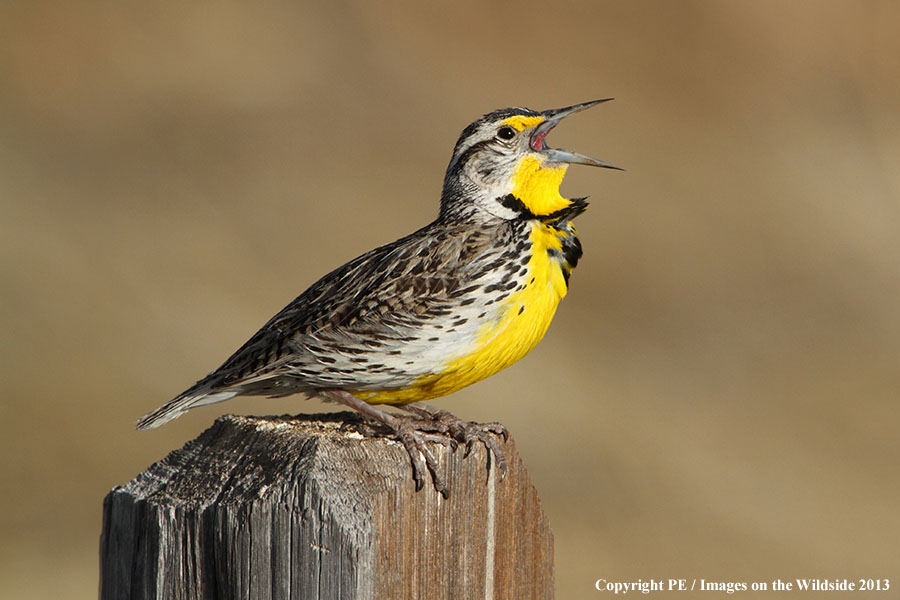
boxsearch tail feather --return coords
[136,389,238,430]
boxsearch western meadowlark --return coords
[138,100,621,496]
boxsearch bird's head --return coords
[441,99,621,221]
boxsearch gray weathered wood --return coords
[100,412,553,599]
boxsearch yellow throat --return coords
[511,155,571,216]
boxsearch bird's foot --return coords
[321,389,456,497]
[398,403,509,480]
[392,420,455,498]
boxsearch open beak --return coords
[531,99,624,170]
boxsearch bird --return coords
[138,99,621,497]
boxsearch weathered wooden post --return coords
[100,413,553,599]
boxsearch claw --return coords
[395,420,450,497]
[397,403,508,483]
[464,438,475,458]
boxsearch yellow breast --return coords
[356,223,568,404]
[442,222,569,378]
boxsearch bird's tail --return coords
[136,387,238,430]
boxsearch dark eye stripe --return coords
[452,139,493,169]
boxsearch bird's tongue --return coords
[529,122,556,151]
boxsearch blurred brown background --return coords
[2,1,899,597]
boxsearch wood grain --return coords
[100,413,553,599]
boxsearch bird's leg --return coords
[397,402,509,480]
[320,389,453,498]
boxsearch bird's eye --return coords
[496,126,516,141]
